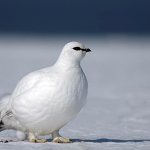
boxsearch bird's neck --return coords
[55,55,81,70]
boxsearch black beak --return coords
[82,48,92,52]
[85,48,91,52]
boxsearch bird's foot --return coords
[28,132,47,143]
[52,137,72,143]
[29,138,47,143]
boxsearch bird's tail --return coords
[0,94,10,131]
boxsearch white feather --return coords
[3,41,89,136]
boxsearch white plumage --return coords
[0,41,91,143]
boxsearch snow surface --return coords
[0,35,150,149]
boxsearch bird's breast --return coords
[48,70,88,115]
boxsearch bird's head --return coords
[61,41,91,63]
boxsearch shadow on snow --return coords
[71,138,150,143]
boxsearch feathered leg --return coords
[52,130,71,143]
[28,132,47,143]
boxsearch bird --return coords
[0,41,91,143]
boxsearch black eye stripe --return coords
[73,47,81,51]
[73,47,91,52]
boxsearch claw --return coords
[53,137,72,143]
[29,138,47,143]
[28,132,47,143]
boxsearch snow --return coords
[0,35,150,149]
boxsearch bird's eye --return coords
[73,47,81,51]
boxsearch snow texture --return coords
[0,35,150,149]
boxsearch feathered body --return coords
[0,41,90,142]
[11,65,87,135]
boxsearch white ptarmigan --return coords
[0,41,91,143]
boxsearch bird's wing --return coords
[0,69,52,130]
[12,71,47,98]
[11,70,59,122]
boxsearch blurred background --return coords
[1,0,150,147]
[0,0,150,34]
[0,0,150,96]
